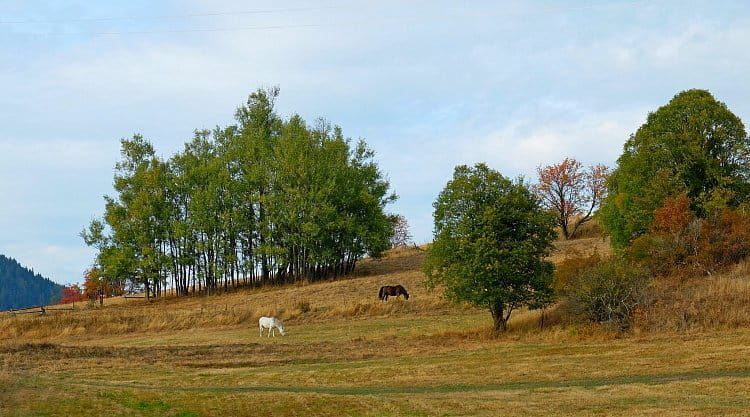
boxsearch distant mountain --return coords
[0,255,64,311]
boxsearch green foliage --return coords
[424,163,557,331]
[83,88,396,297]
[600,89,750,247]
[566,257,649,329]
[0,255,63,310]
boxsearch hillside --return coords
[0,255,63,311]
[4,237,750,416]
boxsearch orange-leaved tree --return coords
[534,158,609,239]
[60,284,85,304]
[83,267,115,305]
[629,193,750,277]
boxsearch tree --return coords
[389,214,413,248]
[82,88,397,298]
[0,255,63,310]
[82,267,118,305]
[60,284,85,304]
[600,89,750,247]
[534,158,609,239]
[424,163,557,331]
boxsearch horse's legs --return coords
[259,325,263,337]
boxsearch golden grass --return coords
[549,236,611,264]
[0,246,451,342]
[4,240,750,416]
[637,260,750,333]
[4,324,750,416]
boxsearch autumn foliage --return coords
[534,158,609,239]
[59,284,85,304]
[629,194,750,277]
[83,268,122,304]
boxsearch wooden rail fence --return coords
[1,304,75,317]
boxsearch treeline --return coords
[0,254,63,310]
[83,88,396,299]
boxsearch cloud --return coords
[0,243,94,285]
[0,139,115,283]
[2,1,750,281]
[375,96,650,245]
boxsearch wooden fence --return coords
[1,304,75,317]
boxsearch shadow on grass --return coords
[78,367,750,396]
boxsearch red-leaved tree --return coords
[60,284,86,304]
[534,158,609,239]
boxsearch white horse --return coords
[259,316,287,337]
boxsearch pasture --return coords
[3,239,750,416]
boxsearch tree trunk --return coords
[490,302,514,332]
[492,312,507,332]
[490,303,507,332]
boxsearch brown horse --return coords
[378,285,409,301]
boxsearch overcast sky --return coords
[1,0,749,285]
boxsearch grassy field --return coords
[3,238,750,416]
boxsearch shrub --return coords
[567,257,650,330]
[628,195,750,277]
[696,209,750,271]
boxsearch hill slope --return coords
[0,255,63,310]
[5,238,750,416]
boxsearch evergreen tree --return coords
[0,255,64,310]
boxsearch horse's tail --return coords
[378,286,384,300]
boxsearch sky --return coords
[1,0,750,285]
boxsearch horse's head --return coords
[400,286,410,300]
[278,324,287,336]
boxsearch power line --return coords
[13,23,323,37]
[2,1,651,37]
[0,6,339,24]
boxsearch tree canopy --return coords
[534,158,608,239]
[424,163,556,331]
[83,88,396,298]
[599,89,750,247]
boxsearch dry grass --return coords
[4,240,750,416]
[4,324,750,416]
[549,236,611,264]
[637,260,750,333]
[0,246,451,342]
[0,240,611,342]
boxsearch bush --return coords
[567,257,650,329]
[628,194,750,277]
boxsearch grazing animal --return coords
[378,285,410,301]
[259,316,287,337]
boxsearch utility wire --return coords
[0,6,339,24]
[17,23,324,37]
[1,1,650,37]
